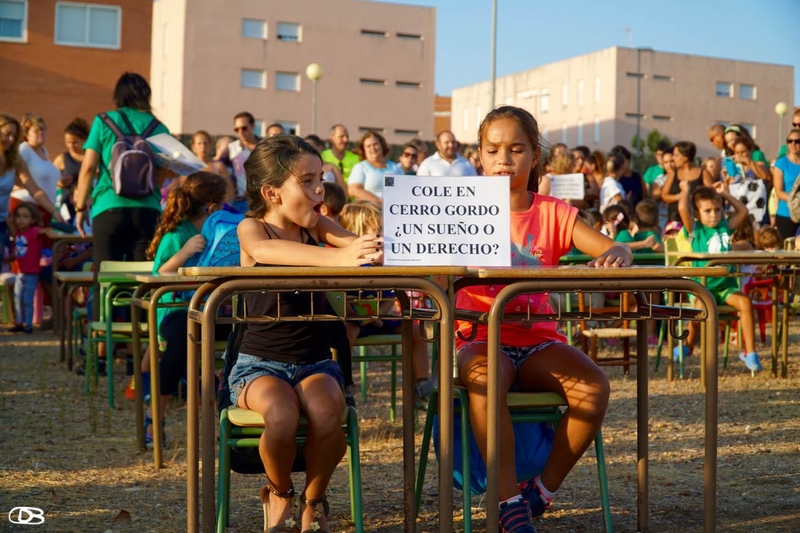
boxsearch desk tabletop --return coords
[51,234,92,243]
[54,271,94,283]
[129,272,216,283]
[179,266,469,277]
[672,251,800,265]
[471,265,730,279]
[98,271,151,284]
[560,252,665,265]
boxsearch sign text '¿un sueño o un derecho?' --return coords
[382,175,511,267]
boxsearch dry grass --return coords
[1,327,799,532]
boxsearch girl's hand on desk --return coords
[587,244,632,268]
[339,234,383,266]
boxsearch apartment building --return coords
[0,0,153,154]
[151,0,436,144]
[452,47,795,159]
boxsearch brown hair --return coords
[549,152,575,175]
[339,200,382,236]
[322,181,347,216]
[191,130,212,145]
[757,225,782,251]
[65,117,90,139]
[243,135,321,218]
[478,106,543,192]
[146,172,228,259]
[0,114,22,172]
[358,131,389,158]
[691,186,722,213]
[635,199,659,229]
[11,202,43,231]
[588,150,606,176]
[21,114,46,140]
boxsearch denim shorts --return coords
[457,340,561,391]
[229,353,345,406]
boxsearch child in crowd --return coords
[602,205,659,252]
[142,171,230,447]
[677,181,762,372]
[234,136,383,533]
[338,200,432,400]
[663,220,683,239]
[631,200,665,252]
[458,106,631,532]
[320,181,347,224]
[599,152,626,213]
[6,203,56,333]
[757,225,782,252]
[731,214,756,251]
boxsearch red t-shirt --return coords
[13,226,44,274]
[455,194,578,348]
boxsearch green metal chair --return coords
[216,405,364,533]
[416,386,612,533]
[84,260,152,407]
[0,276,14,324]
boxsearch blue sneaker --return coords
[499,498,537,533]
[739,352,763,372]
[673,345,691,362]
[518,477,551,518]
[144,413,166,449]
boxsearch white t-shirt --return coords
[13,143,60,204]
[416,152,478,177]
[599,176,625,213]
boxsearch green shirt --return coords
[84,107,169,217]
[682,220,737,295]
[777,145,787,160]
[153,219,200,328]
[752,149,768,165]
[642,164,663,186]
[321,149,360,182]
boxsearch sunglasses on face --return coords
[401,152,417,158]
[787,139,800,145]
[234,126,249,133]
[792,122,800,128]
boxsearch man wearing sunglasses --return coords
[321,124,359,183]
[396,143,419,175]
[217,111,260,196]
[776,108,800,160]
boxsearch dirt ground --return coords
[1,326,799,533]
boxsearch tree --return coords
[631,129,671,173]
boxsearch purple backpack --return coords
[99,111,161,199]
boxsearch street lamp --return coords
[635,46,654,173]
[306,62,323,134]
[776,101,788,149]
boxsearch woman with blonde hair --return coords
[0,114,63,262]
[10,115,62,220]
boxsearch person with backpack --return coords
[73,72,172,322]
[140,171,230,447]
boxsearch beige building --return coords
[151,0,435,144]
[452,47,795,159]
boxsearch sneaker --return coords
[673,345,691,362]
[23,327,33,335]
[518,477,551,518]
[6,324,24,333]
[144,414,166,449]
[499,498,537,533]
[739,352,763,372]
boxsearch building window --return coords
[653,115,671,121]
[277,121,299,135]
[594,75,600,103]
[0,0,26,42]
[626,72,644,78]
[740,84,756,100]
[654,74,672,82]
[562,83,568,107]
[254,120,265,137]
[396,81,421,89]
[395,128,420,136]
[716,81,733,98]
[241,69,266,89]
[561,123,567,144]
[540,90,549,113]
[242,19,266,39]
[360,78,386,86]
[397,32,422,40]
[577,79,584,107]
[276,72,300,91]
[741,123,756,139]
[625,112,644,119]
[54,2,121,49]
[276,22,301,42]
[594,116,600,143]
[359,126,385,134]
[361,29,386,38]
[577,119,583,144]
[463,108,469,132]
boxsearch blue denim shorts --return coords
[457,340,561,391]
[229,353,345,406]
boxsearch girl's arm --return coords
[701,167,716,187]
[158,234,206,273]
[660,170,680,204]
[238,217,382,267]
[626,234,658,250]
[773,166,789,202]
[315,215,358,248]
[14,159,63,223]
[572,218,632,268]
[677,179,694,233]
[74,148,99,237]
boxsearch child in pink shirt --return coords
[7,203,55,333]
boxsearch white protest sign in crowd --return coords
[548,173,585,200]
[382,175,511,267]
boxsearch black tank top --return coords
[238,223,332,364]
[62,151,82,183]
[667,169,703,218]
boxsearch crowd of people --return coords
[2,69,800,532]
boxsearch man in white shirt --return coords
[416,131,478,177]
[217,111,260,196]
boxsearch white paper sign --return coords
[549,173,585,200]
[382,175,511,266]
[147,133,205,176]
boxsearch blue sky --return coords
[377,0,799,104]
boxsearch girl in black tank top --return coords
[230,136,383,532]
